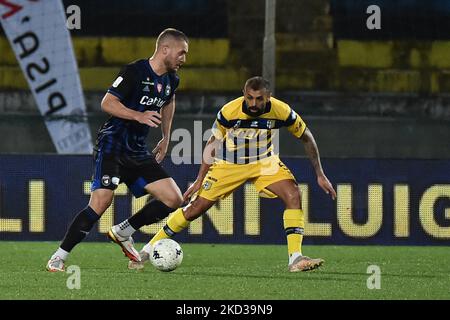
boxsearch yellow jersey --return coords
[212,96,306,164]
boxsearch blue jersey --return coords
[95,59,179,159]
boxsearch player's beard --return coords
[247,106,265,117]
[164,58,177,73]
[249,109,264,117]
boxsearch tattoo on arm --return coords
[301,128,323,176]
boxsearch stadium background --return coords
[0,0,449,247]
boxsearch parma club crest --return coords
[202,181,212,190]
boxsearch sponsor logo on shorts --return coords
[102,175,111,186]
[202,181,212,190]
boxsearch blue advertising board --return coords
[0,155,449,245]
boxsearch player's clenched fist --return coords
[135,111,162,127]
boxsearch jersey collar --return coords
[146,58,168,78]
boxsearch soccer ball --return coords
[150,239,183,272]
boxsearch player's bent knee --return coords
[183,205,201,221]
[89,190,114,214]
[284,189,301,208]
[164,195,184,209]
[183,199,209,221]
[183,210,203,221]
[89,201,111,215]
[185,196,215,221]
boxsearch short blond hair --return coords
[156,28,189,49]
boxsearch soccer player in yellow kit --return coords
[132,76,337,272]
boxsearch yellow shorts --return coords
[197,155,297,201]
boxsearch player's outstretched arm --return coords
[300,128,337,200]
[183,135,221,201]
[101,93,161,127]
[153,97,175,163]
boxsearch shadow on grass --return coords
[171,269,358,282]
[320,271,445,279]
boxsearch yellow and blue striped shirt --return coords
[212,97,306,164]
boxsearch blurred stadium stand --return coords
[2,0,450,95]
[64,0,228,38]
[332,0,450,40]
[0,0,449,157]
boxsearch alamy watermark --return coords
[169,120,280,175]
[366,265,381,289]
[367,5,381,30]
[66,4,81,30]
[66,265,81,290]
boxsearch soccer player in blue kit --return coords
[46,28,189,272]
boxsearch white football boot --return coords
[128,248,151,270]
[288,256,324,272]
[46,256,65,272]
[107,226,141,262]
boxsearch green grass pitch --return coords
[1,242,448,300]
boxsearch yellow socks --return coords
[283,209,305,256]
[148,207,305,261]
[149,208,190,245]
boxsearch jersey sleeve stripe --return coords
[284,109,297,126]
[217,111,233,128]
